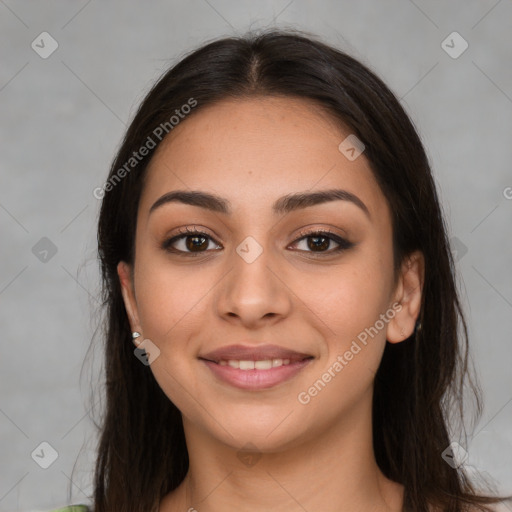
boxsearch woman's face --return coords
[118,96,422,452]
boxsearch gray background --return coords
[1,1,511,511]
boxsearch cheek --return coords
[306,250,393,344]
[133,250,214,343]
[133,252,212,414]
[294,263,394,415]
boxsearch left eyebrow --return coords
[149,188,371,219]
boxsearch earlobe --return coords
[117,261,142,341]
[386,251,424,344]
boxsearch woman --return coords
[70,29,509,511]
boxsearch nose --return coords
[214,241,293,329]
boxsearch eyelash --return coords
[161,226,354,257]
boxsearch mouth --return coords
[199,344,313,364]
[199,344,314,390]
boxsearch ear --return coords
[386,250,425,343]
[117,261,142,346]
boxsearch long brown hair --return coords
[89,28,507,511]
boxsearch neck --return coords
[160,399,403,512]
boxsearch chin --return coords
[198,405,313,453]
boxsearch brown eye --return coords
[291,230,354,254]
[184,234,209,252]
[306,235,330,251]
[162,227,353,257]
[162,229,221,255]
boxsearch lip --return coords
[202,359,313,390]
[199,344,312,364]
[199,344,313,390]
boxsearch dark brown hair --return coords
[90,28,507,511]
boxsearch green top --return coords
[50,506,90,512]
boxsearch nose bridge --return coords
[215,234,291,324]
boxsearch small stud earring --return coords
[132,332,142,346]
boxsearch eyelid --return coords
[161,225,354,255]
[295,226,342,240]
[290,227,354,252]
[160,225,221,252]
[169,225,219,241]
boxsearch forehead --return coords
[140,96,386,219]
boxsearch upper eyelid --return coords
[296,227,338,238]
[164,227,349,252]
[169,226,344,241]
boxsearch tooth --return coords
[255,360,272,370]
[221,359,293,369]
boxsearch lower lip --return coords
[201,359,313,390]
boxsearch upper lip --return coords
[199,344,313,363]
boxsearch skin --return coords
[118,96,424,512]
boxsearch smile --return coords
[218,358,292,370]
[200,351,313,390]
